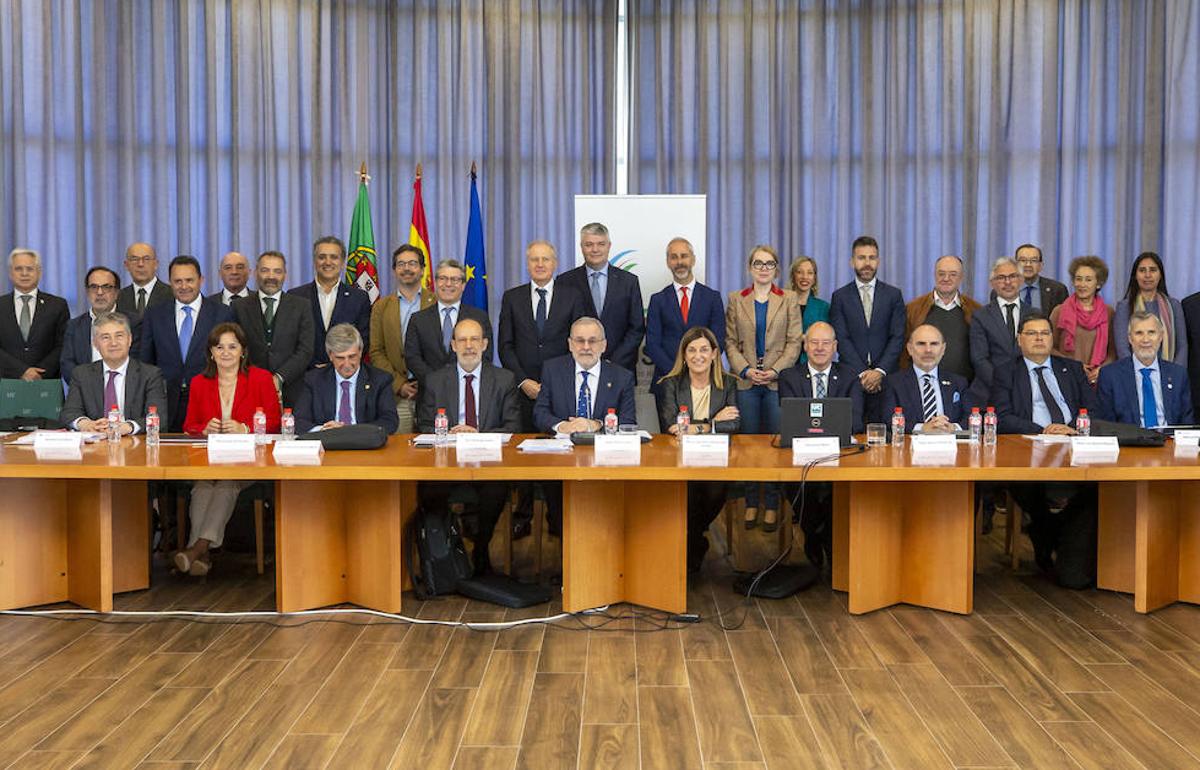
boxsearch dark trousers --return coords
[784,481,834,567]
[418,481,510,572]
[687,481,727,571]
[1008,482,1098,589]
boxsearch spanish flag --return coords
[409,166,434,291]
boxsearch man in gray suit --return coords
[233,250,315,406]
[61,312,167,434]
[970,256,1029,397]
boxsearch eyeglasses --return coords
[992,273,1020,282]
[437,275,465,285]
[1020,329,1052,338]
[394,260,421,269]
[125,256,155,264]
[571,337,603,346]
[750,261,777,270]
[1016,258,1041,265]
[86,284,118,292]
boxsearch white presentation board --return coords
[573,195,707,309]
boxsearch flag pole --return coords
[358,161,369,184]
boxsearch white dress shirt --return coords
[221,288,250,305]
[553,360,602,432]
[457,362,483,426]
[74,357,140,433]
[316,282,338,330]
[13,288,38,326]
[174,297,203,335]
[530,278,555,316]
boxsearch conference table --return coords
[0,434,1197,617]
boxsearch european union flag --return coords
[462,164,488,311]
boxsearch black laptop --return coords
[779,397,854,448]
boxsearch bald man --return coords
[208,251,251,305]
[883,324,972,433]
[116,242,173,321]
[900,255,981,379]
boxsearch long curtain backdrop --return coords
[0,0,615,310]
[630,0,1200,304]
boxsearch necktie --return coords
[1004,303,1017,340]
[104,370,119,414]
[18,295,31,340]
[1141,367,1158,428]
[263,295,276,327]
[179,305,194,360]
[921,373,938,422]
[441,307,454,351]
[535,288,547,336]
[1034,366,1066,426]
[679,286,690,324]
[577,371,592,419]
[137,287,147,313]
[1023,285,1034,306]
[815,372,827,399]
[464,373,477,428]
[590,271,604,313]
[860,285,873,324]
[338,380,352,424]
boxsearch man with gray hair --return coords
[293,322,399,433]
[404,258,493,387]
[60,311,166,434]
[969,256,1029,399]
[557,222,645,372]
[0,248,70,380]
[1096,310,1194,428]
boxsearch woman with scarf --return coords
[1049,255,1115,386]
[1112,251,1187,364]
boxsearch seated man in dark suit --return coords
[405,258,493,386]
[60,312,168,434]
[777,321,864,567]
[1096,310,1194,427]
[233,250,314,406]
[883,324,971,433]
[994,312,1099,589]
[61,266,121,388]
[288,235,372,369]
[416,317,520,574]
[0,248,70,381]
[294,323,398,434]
[557,222,645,372]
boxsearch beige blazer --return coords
[725,286,803,390]
[369,289,437,395]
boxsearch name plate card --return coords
[594,434,641,465]
[456,432,504,463]
[1174,430,1200,447]
[793,437,841,465]
[272,440,323,465]
[207,433,257,463]
[910,433,958,463]
[1070,435,1120,464]
[33,432,83,460]
[681,434,729,466]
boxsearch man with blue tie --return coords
[293,323,399,434]
[994,312,1098,588]
[1096,311,1194,428]
[1010,243,1068,315]
[557,223,645,373]
[404,259,493,386]
[883,324,970,433]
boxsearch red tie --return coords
[679,286,690,323]
[464,373,477,428]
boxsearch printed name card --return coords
[456,432,504,462]
[272,440,323,465]
[792,437,841,465]
[1070,435,1120,463]
[1174,430,1200,447]
[910,433,957,451]
[33,431,83,460]
[594,434,641,465]
[681,434,729,466]
[207,433,257,462]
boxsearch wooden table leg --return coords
[1097,482,1136,595]
[345,481,409,613]
[112,481,150,595]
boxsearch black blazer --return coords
[116,280,173,322]
[992,276,1068,316]
[656,374,740,434]
[234,291,315,403]
[0,291,70,379]
[1183,291,1200,412]
[404,303,494,385]
[497,281,587,384]
[993,354,1097,434]
[532,354,637,433]
[60,312,96,387]
[60,358,168,431]
[882,366,971,432]
[287,281,372,368]
[969,299,1029,395]
[558,264,645,372]
[293,363,398,434]
[778,361,866,433]
[415,362,521,433]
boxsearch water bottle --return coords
[1076,408,1090,437]
[890,407,905,447]
[434,408,449,446]
[604,408,618,435]
[253,407,267,444]
[968,407,982,444]
[145,405,160,447]
[676,405,690,434]
[107,404,121,444]
[983,406,998,447]
[280,408,295,440]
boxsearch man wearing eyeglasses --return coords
[370,245,437,433]
[404,259,493,387]
[61,266,122,387]
[899,255,980,381]
[969,256,1031,399]
[116,242,172,321]
[1005,243,1068,316]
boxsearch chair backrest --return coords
[0,378,65,420]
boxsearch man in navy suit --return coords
[994,312,1099,589]
[293,323,398,434]
[970,257,1028,400]
[829,235,906,423]
[883,325,970,433]
[139,255,234,431]
[61,266,121,388]
[1096,311,1194,428]
[1013,243,1069,315]
[405,259,494,385]
[288,235,372,370]
[645,237,725,402]
[557,223,645,373]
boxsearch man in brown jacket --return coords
[900,254,981,380]
[369,245,436,432]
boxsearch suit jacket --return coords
[60,312,97,388]
[139,297,235,429]
[899,292,982,370]
[645,282,726,381]
[882,366,971,432]
[369,289,437,396]
[116,280,173,321]
[969,299,1029,395]
[1095,357,1194,427]
[59,358,168,431]
[828,280,906,376]
[777,361,866,433]
[1112,297,1188,364]
[724,286,802,391]
[993,276,1069,316]
[558,264,645,372]
[532,354,638,433]
[403,302,494,385]
[993,355,1097,434]
[287,281,372,368]
[497,280,587,385]
[655,373,740,434]
[233,290,315,403]
[415,362,521,434]
[207,289,250,306]
[1184,290,1200,411]
[0,291,70,379]
[182,365,282,435]
[293,363,399,434]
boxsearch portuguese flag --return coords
[346,164,379,302]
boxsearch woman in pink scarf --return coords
[1050,255,1115,386]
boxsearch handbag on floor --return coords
[406,506,474,599]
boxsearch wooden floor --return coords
[4,518,1200,769]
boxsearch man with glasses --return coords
[558,222,645,372]
[62,266,122,387]
[116,242,172,321]
[1006,243,1067,315]
[900,255,980,381]
[970,256,1030,399]
[0,248,70,381]
[288,235,372,370]
[370,245,437,433]
[404,259,493,387]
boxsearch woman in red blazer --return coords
[174,322,281,576]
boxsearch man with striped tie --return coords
[883,324,971,433]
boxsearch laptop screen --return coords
[779,397,854,448]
